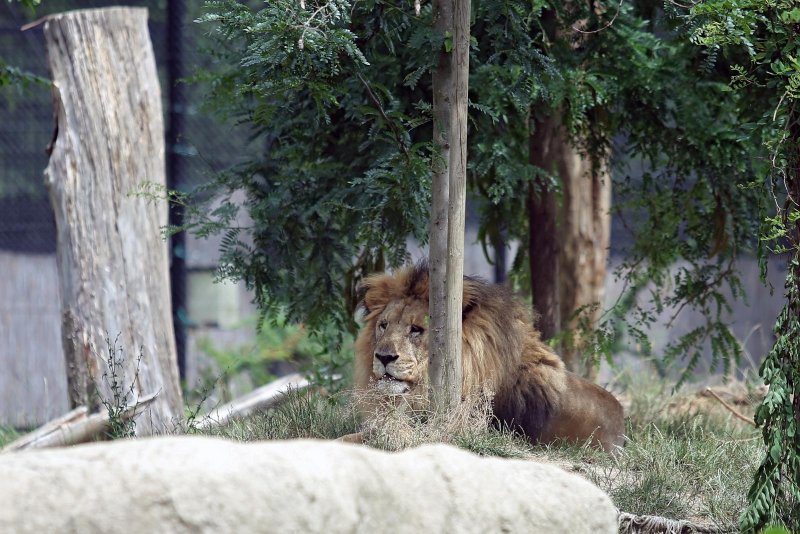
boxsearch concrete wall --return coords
[0,252,68,428]
[0,235,788,427]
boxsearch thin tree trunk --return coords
[43,7,183,435]
[429,0,469,411]
[428,0,452,410]
[444,0,469,406]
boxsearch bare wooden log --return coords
[42,7,182,435]
[2,394,158,452]
[193,374,310,430]
[618,510,728,533]
[1,406,88,452]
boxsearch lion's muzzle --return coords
[375,352,399,367]
[373,351,413,395]
[375,375,411,395]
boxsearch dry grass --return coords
[357,391,531,458]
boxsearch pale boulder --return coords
[0,436,616,533]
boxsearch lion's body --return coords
[354,262,625,453]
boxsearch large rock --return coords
[0,437,616,533]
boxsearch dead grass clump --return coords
[358,391,530,458]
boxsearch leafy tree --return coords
[0,0,47,90]
[687,1,800,530]
[459,1,768,377]
[191,0,766,383]
[194,0,435,346]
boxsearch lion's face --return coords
[370,298,429,396]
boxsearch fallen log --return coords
[2,393,158,452]
[192,374,310,430]
[618,510,729,534]
[1,406,88,451]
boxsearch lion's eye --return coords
[410,325,424,335]
[378,320,388,331]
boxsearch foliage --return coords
[191,312,354,403]
[465,2,768,383]
[0,0,48,91]
[191,0,768,385]
[563,3,765,382]
[9,0,40,8]
[0,425,18,448]
[0,63,48,91]
[100,335,142,440]
[192,0,434,344]
[743,260,800,532]
[685,0,800,530]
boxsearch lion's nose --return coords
[375,352,399,367]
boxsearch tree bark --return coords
[528,112,611,376]
[428,0,452,411]
[558,144,611,378]
[528,113,562,342]
[43,7,183,435]
[429,0,469,411]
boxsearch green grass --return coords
[0,425,19,448]
[194,371,762,530]
[196,389,360,441]
[534,376,762,530]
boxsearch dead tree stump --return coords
[43,7,183,435]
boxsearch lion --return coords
[352,261,625,453]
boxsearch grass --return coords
[534,375,762,531]
[0,425,19,448]
[197,388,360,441]
[194,369,763,530]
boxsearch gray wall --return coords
[0,252,68,428]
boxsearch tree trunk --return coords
[43,7,183,435]
[428,0,452,411]
[528,112,611,376]
[558,145,611,378]
[528,113,562,342]
[429,0,469,411]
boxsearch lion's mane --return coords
[354,261,626,452]
[354,261,576,442]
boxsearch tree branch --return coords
[356,72,411,162]
[702,387,756,427]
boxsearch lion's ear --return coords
[356,281,370,315]
[359,273,395,315]
[462,278,481,318]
